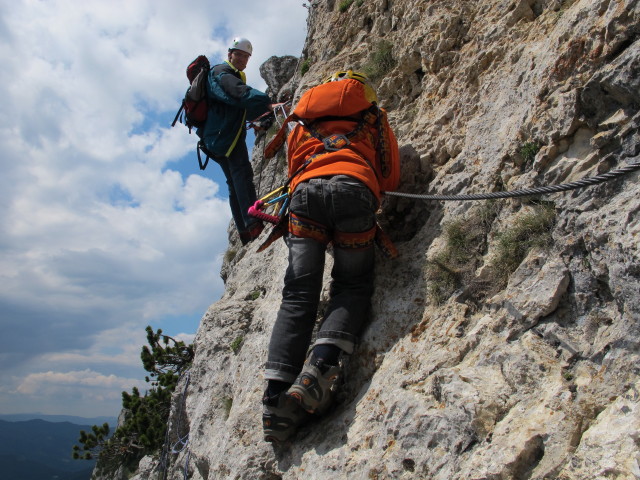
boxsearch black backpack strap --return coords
[197,141,216,170]
[171,100,185,127]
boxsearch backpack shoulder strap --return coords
[264,114,298,159]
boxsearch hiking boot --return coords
[240,222,264,245]
[262,392,310,443]
[287,357,341,415]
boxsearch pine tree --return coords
[72,326,194,474]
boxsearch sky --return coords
[0,0,308,418]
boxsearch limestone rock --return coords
[125,0,640,478]
[259,55,299,101]
[556,381,640,479]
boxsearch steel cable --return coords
[384,162,640,201]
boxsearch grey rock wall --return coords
[128,1,640,479]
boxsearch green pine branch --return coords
[72,326,194,475]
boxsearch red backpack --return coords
[171,55,211,132]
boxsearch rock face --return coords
[259,55,299,102]
[138,1,640,479]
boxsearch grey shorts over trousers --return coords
[265,175,378,384]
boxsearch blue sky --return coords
[0,0,307,418]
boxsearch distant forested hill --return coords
[0,413,116,425]
[0,419,99,480]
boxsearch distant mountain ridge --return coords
[0,418,104,480]
[0,413,117,426]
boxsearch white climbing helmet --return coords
[229,37,253,56]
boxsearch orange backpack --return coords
[264,79,399,195]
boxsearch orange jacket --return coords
[266,79,400,202]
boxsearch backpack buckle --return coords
[323,134,350,151]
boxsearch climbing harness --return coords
[252,77,400,254]
[248,109,378,224]
[251,114,401,256]
[385,161,640,201]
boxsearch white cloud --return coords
[17,370,140,396]
[0,0,308,417]
[7,369,143,416]
[174,332,197,345]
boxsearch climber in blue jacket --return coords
[200,37,274,245]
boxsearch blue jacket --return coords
[199,60,271,158]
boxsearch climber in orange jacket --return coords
[261,71,400,443]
